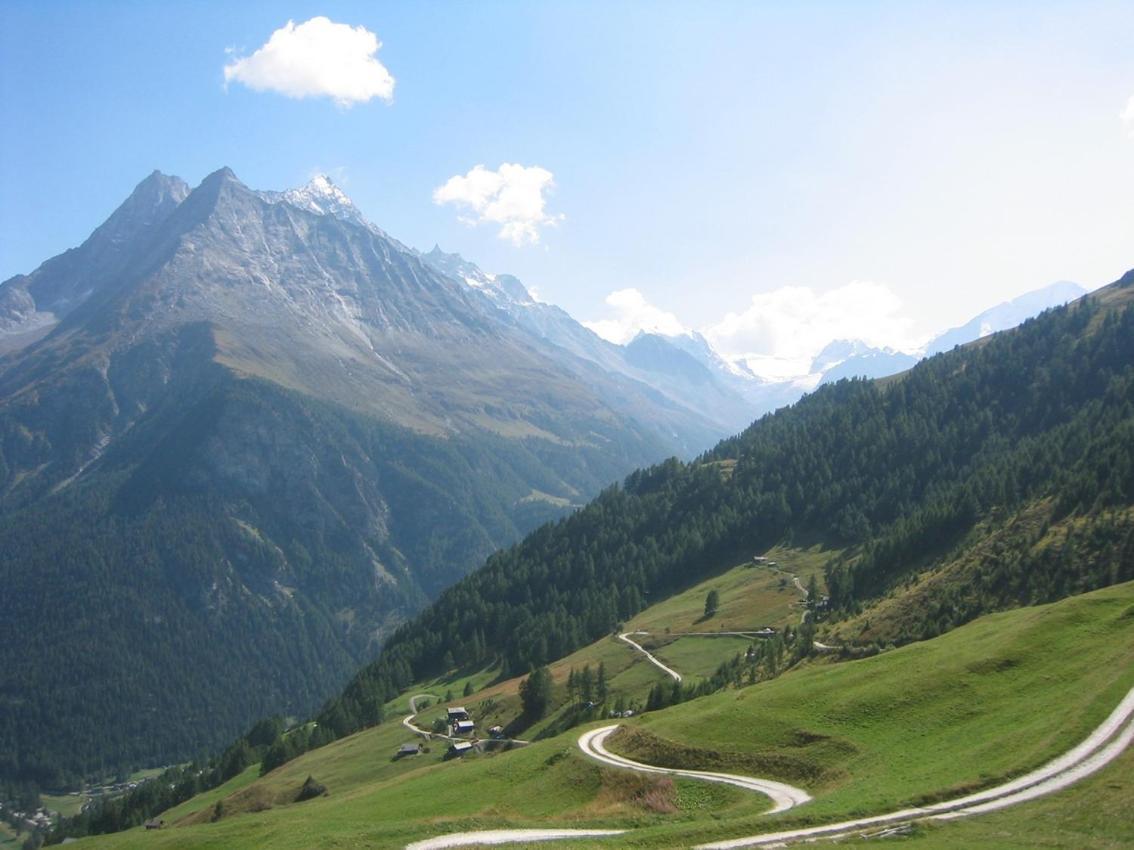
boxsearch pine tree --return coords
[580,666,594,703]
[704,589,720,618]
[518,666,552,718]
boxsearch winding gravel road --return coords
[402,693,530,746]
[695,684,1134,848]
[402,694,446,739]
[578,725,811,813]
[406,684,1134,849]
[404,829,628,850]
[618,631,682,682]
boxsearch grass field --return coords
[72,581,1134,850]
[608,580,1134,837]
[626,545,834,636]
[0,821,25,847]
[399,546,840,740]
[649,635,753,679]
[41,791,85,818]
[74,724,771,849]
[837,744,1134,849]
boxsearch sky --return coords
[2,1,1133,376]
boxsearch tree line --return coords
[319,287,1134,747]
[54,276,1134,828]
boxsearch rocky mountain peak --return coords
[418,246,536,305]
[198,166,242,191]
[94,169,190,245]
[811,339,873,374]
[133,169,191,204]
[276,174,369,229]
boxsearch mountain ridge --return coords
[0,167,731,785]
[0,167,1120,789]
[314,268,1134,747]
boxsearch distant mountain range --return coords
[412,246,1089,411]
[319,267,1134,755]
[924,280,1088,356]
[806,281,1090,385]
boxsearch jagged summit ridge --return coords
[0,167,730,780]
[271,174,371,230]
[1,166,728,449]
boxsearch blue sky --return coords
[2,1,1133,373]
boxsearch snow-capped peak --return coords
[419,246,535,306]
[280,175,365,224]
[255,174,391,237]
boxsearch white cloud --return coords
[583,288,688,344]
[223,17,395,107]
[433,163,563,246]
[704,281,923,377]
[1122,95,1134,138]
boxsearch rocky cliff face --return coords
[0,168,725,783]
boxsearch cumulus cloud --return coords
[223,17,395,107]
[433,163,564,245]
[583,288,688,344]
[1122,95,1134,138]
[704,281,922,378]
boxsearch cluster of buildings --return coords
[445,707,482,758]
[447,706,475,736]
[399,704,503,762]
[1,803,52,834]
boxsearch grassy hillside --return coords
[395,546,833,743]
[837,745,1134,849]
[611,581,1134,827]
[317,276,1134,760]
[626,545,831,634]
[70,581,1134,850]
[831,499,1134,646]
[371,549,811,749]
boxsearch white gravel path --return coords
[404,829,627,850]
[405,686,1134,849]
[695,684,1134,848]
[578,725,811,814]
[402,694,448,739]
[618,631,683,682]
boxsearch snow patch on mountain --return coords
[419,246,536,307]
[260,175,398,242]
[927,281,1087,355]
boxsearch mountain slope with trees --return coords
[320,269,1134,739]
[0,168,727,788]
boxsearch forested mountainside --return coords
[320,270,1134,738]
[0,169,718,788]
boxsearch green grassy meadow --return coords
[391,546,838,742]
[626,545,833,637]
[71,580,1134,850]
[610,581,1134,833]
